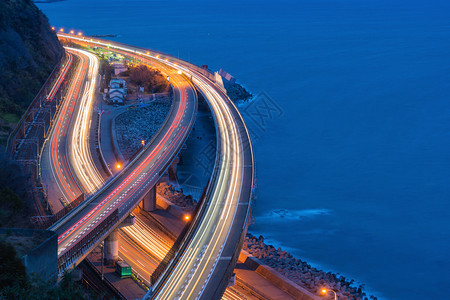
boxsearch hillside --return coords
[0,0,63,145]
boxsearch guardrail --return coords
[58,209,119,276]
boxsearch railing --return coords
[58,209,119,276]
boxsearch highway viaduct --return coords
[42,33,254,300]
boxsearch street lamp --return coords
[116,163,122,170]
[184,215,191,221]
[321,288,337,300]
[141,140,145,146]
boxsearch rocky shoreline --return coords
[156,182,196,212]
[244,234,377,300]
[115,96,171,160]
[155,182,377,299]
[112,87,376,300]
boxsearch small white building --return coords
[107,78,127,104]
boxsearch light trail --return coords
[121,214,172,261]
[153,68,245,300]
[222,288,248,300]
[40,41,185,289]
[50,39,198,282]
[44,49,88,203]
[66,47,104,194]
[54,35,253,300]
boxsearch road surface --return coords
[40,48,91,211]
[50,50,197,277]
[56,34,253,300]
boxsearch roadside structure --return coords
[107,78,127,104]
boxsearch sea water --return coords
[36,0,450,299]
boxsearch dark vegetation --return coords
[99,59,114,91]
[0,0,63,145]
[120,65,170,93]
[0,153,31,228]
[0,2,93,297]
[224,81,252,102]
[0,240,27,291]
[0,239,90,299]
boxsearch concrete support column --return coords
[104,229,119,265]
[143,185,156,211]
[168,156,180,183]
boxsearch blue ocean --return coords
[37,0,450,299]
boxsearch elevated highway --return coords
[150,58,254,300]
[49,41,198,277]
[41,48,104,212]
[40,48,85,208]
[57,34,254,299]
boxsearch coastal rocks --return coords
[115,97,171,160]
[243,233,376,300]
[156,182,196,211]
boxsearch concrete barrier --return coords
[156,195,185,219]
[238,250,320,300]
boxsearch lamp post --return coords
[321,288,337,300]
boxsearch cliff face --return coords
[0,0,63,143]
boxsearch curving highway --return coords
[41,45,180,288]
[56,34,254,300]
[41,48,90,210]
[50,46,198,278]
[66,48,104,195]
[150,59,254,300]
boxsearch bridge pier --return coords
[168,156,180,183]
[142,185,157,211]
[103,215,135,265]
[104,229,119,265]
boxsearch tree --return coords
[129,65,153,87]
[128,65,169,93]
[0,240,27,290]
